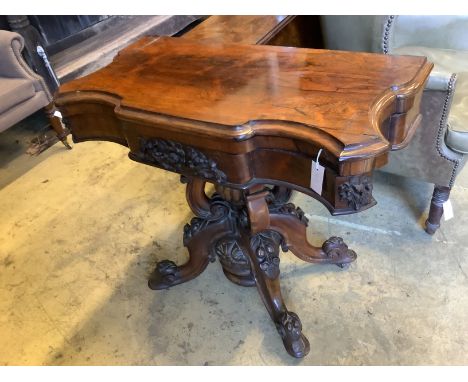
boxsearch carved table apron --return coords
[55,36,432,358]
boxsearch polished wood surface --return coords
[56,36,431,214]
[58,36,431,158]
[184,15,295,45]
[184,15,324,52]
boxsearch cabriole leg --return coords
[243,190,310,358]
[148,178,233,289]
[242,229,310,358]
[269,203,356,267]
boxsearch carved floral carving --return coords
[269,202,309,225]
[250,230,283,279]
[183,196,232,245]
[338,176,373,210]
[139,138,227,183]
[276,311,303,342]
[214,238,249,266]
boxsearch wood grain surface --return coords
[57,36,432,159]
[55,35,432,214]
[183,15,295,45]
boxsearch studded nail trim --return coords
[382,15,395,54]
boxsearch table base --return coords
[148,177,357,358]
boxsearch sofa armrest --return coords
[0,31,28,78]
[0,30,52,100]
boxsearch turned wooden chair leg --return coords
[425,185,451,235]
[44,103,72,149]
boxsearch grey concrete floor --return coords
[0,111,53,189]
[0,138,467,365]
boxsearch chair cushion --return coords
[0,77,35,114]
[394,46,468,154]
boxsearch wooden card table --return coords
[55,36,432,358]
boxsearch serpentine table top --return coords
[55,35,432,358]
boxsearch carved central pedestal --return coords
[148,177,357,358]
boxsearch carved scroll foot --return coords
[322,236,357,268]
[148,260,180,290]
[149,182,234,290]
[243,229,310,358]
[148,214,233,290]
[276,311,310,358]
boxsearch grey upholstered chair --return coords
[320,15,468,234]
[0,30,70,148]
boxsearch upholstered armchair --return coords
[0,30,70,148]
[321,15,468,234]
[379,16,468,234]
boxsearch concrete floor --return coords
[0,111,52,189]
[0,136,467,365]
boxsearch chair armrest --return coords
[0,30,52,100]
[380,73,464,187]
[426,70,456,92]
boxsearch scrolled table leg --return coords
[241,229,310,358]
[184,177,211,218]
[242,190,310,358]
[148,218,230,290]
[148,179,234,290]
[268,200,357,267]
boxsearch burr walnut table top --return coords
[55,36,432,214]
